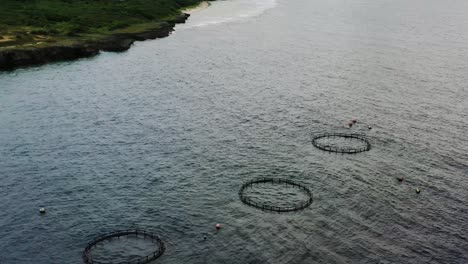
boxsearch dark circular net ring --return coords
[311,132,371,154]
[82,229,165,264]
[239,178,313,212]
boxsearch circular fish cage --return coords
[239,178,313,212]
[82,229,165,264]
[311,132,371,154]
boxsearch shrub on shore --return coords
[0,0,202,40]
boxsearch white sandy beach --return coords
[183,1,211,14]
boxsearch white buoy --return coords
[39,208,46,214]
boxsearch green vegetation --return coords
[0,0,203,48]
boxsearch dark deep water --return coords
[1,0,468,263]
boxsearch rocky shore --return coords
[0,13,190,71]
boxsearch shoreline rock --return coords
[0,14,189,71]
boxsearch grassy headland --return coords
[0,0,203,49]
[0,0,207,70]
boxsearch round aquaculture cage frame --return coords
[238,178,313,212]
[311,132,371,154]
[82,229,165,264]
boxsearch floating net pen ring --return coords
[238,178,313,212]
[82,229,165,264]
[311,132,371,154]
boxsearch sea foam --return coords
[181,0,277,29]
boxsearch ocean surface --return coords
[1,0,467,263]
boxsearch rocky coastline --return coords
[0,14,190,71]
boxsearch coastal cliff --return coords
[0,14,189,71]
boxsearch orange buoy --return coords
[215,224,221,230]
